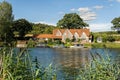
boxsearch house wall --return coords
[62,29,73,42]
[73,32,80,41]
[55,30,62,36]
[80,32,89,43]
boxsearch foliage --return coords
[91,43,106,48]
[30,23,56,34]
[111,17,120,28]
[111,17,120,33]
[27,38,36,47]
[113,36,120,41]
[92,31,120,43]
[0,1,14,22]
[65,38,71,43]
[0,1,14,45]
[91,43,120,48]
[107,35,115,42]
[64,43,72,48]
[57,13,88,29]
[12,19,32,37]
[0,47,56,80]
[77,52,120,80]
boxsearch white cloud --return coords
[93,5,104,9]
[34,21,56,26]
[116,0,120,2]
[77,7,96,21]
[89,23,112,32]
[70,5,104,21]
[78,7,90,13]
[108,0,120,2]
[80,12,96,21]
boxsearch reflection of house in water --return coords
[53,48,91,68]
[34,29,91,43]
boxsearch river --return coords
[29,48,120,79]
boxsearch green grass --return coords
[91,43,120,48]
[84,43,91,48]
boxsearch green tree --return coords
[107,35,115,42]
[0,1,14,46]
[111,17,120,33]
[30,23,56,34]
[65,38,71,43]
[12,19,32,38]
[57,13,88,29]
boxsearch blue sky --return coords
[2,0,120,32]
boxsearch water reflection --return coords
[53,48,91,68]
[29,48,120,79]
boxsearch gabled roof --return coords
[53,29,90,37]
[76,29,90,36]
[35,28,90,39]
[53,29,65,35]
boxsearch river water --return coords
[29,48,120,79]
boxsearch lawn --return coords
[85,43,120,48]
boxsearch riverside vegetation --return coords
[0,1,120,80]
[0,47,56,80]
[0,47,119,80]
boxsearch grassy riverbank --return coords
[84,43,120,48]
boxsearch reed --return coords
[77,52,120,80]
[0,47,56,80]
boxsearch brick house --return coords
[34,29,90,43]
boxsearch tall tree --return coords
[0,1,14,45]
[57,13,88,29]
[111,17,120,33]
[12,19,32,38]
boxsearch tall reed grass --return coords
[0,47,56,80]
[77,52,120,80]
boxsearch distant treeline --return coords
[29,23,59,34]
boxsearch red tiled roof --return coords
[70,29,90,36]
[53,29,65,35]
[35,34,53,38]
[59,29,65,34]
[53,29,90,37]
[35,34,62,39]
[35,29,90,39]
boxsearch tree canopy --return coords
[57,13,88,29]
[0,1,14,22]
[12,19,32,37]
[30,23,57,34]
[111,17,120,33]
[0,1,14,45]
